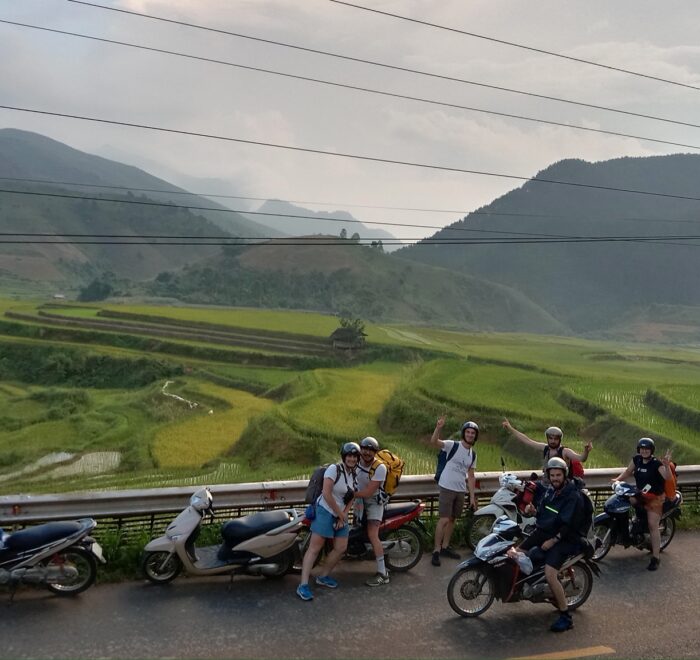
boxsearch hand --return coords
[502,417,511,430]
[469,498,478,511]
[524,503,536,516]
[662,449,673,464]
[541,538,556,551]
[584,440,593,453]
[435,415,446,430]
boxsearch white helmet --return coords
[545,426,563,439]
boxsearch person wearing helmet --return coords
[353,436,390,586]
[501,418,592,483]
[430,416,479,566]
[517,456,584,632]
[613,438,674,571]
[297,442,359,601]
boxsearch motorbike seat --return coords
[221,510,291,545]
[5,521,83,552]
[383,501,419,519]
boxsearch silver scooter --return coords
[142,487,304,584]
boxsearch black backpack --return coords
[304,463,342,504]
[571,479,594,541]
[434,443,475,483]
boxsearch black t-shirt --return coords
[633,455,665,495]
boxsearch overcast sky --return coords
[2,0,700,240]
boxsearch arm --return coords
[467,467,477,509]
[659,450,673,481]
[355,478,381,499]
[322,475,346,519]
[564,440,592,463]
[430,415,448,449]
[614,460,635,483]
[502,417,546,450]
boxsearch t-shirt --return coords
[633,455,665,495]
[319,463,355,514]
[356,459,387,503]
[438,440,477,493]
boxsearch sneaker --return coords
[647,557,660,571]
[366,572,390,587]
[431,551,441,566]
[315,575,339,589]
[296,583,313,601]
[440,546,461,560]
[550,612,573,633]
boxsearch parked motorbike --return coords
[142,487,304,584]
[0,518,104,598]
[591,481,682,561]
[465,472,538,549]
[300,500,426,572]
[448,517,598,617]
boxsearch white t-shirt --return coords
[438,440,477,493]
[356,459,387,501]
[319,463,355,514]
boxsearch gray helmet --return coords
[359,436,379,451]
[461,421,479,441]
[545,456,568,475]
[341,442,361,459]
[545,426,563,439]
[637,437,655,453]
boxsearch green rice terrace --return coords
[1,297,700,496]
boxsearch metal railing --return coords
[2,466,698,529]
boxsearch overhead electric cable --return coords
[329,0,700,92]
[4,104,700,203]
[3,20,700,149]
[60,2,700,130]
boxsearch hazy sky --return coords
[2,0,700,240]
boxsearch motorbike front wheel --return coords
[46,546,97,596]
[659,516,676,551]
[142,551,182,584]
[560,561,593,610]
[591,522,613,561]
[447,567,495,617]
[465,514,496,550]
[383,525,423,572]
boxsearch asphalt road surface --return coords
[2,531,699,660]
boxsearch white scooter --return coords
[465,472,538,549]
[142,487,304,584]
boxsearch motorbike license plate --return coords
[91,541,106,563]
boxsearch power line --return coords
[62,1,700,130]
[329,0,700,92]
[4,19,700,150]
[4,104,700,204]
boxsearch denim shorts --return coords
[311,504,350,538]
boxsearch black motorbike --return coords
[591,481,682,561]
[0,518,105,598]
[448,517,599,617]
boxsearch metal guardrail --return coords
[2,466,698,526]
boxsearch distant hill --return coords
[0,129,275,280]
[399,154,700,332]
[246,200,400,251]
[148,236,567,332]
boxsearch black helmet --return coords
[341,442,361,459]
[637,437,655,453]
[461,421,479,441]
[359,436,379,451]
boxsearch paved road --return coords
[2,531,699,659]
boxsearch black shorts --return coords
[519,529,580,570]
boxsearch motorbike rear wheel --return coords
[383,525,423,572]
[465,514,496,550]
[262,549,295,579]
[447,567,495,617]
[591,522,613,561]
[561,561,593,610]
[659,516,676,551]
[142,551,182,584]
[46,547,97,596]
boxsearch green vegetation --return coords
[2,297,700,495]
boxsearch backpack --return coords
[369,449,405,498]
[544,445,584,480]
[304,463,342,504]
[434,443,476,483]
[664,461,678,500]
[571,479,595,542]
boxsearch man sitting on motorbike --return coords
[613,437,674,571]
[353,436,390,587]
[518,457,583,633]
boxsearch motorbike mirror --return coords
[500,456,506,471]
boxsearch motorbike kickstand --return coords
[228,571,235,591]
